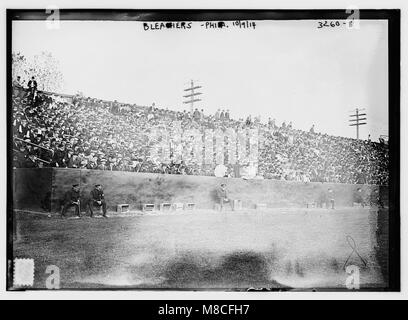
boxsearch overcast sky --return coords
[12,19,388,140]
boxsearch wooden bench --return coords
[172,203,184,211]
[184,203,195,210]
[142,203,156,212]
[116,204,129,213]
[160,203,172,211]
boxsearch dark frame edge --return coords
[5,8,401,292]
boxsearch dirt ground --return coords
[10,207,387,290]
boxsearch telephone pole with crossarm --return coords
[183,80,202,113]
[349,108,367,139]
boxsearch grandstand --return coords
[12,86,389,185]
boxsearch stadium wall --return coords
[12,168,390,288]
[12,168,388,213]
[12,168,53,211]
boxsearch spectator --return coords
[220,109,225,121]
[88,184,107,218]
[267,117,276,129]
[27,76,38,102]
[216,183,233,211]
[193,108,201,121]
[215,108,220,120]
[61,184,81,218]
[245,115,252,126]
[27,76,37,92]
[13,76,24,88]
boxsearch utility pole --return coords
[349,108,367,139]
[183,80,202,113]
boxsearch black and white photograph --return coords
[6,8,400,293]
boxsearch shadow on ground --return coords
[161,251,290,289]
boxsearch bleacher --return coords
[12,86,389,185]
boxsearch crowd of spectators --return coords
[12,85,389,185]
[258,125,388,185]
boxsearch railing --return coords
[14,137,53,165]
[14,136,53,154]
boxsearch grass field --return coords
[11,207,387,290]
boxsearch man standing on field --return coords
[216,183,233,211]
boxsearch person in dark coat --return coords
[61,184,81,217]
[52,145,67,167]
[27,76,37,91]
[13,147,27,168]
[23,154,38,168]
[216,183,233,211]
[88,184,107,217]
[97,159,108,170]
[27,76,38,102]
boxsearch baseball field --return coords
[11,207,388,290]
